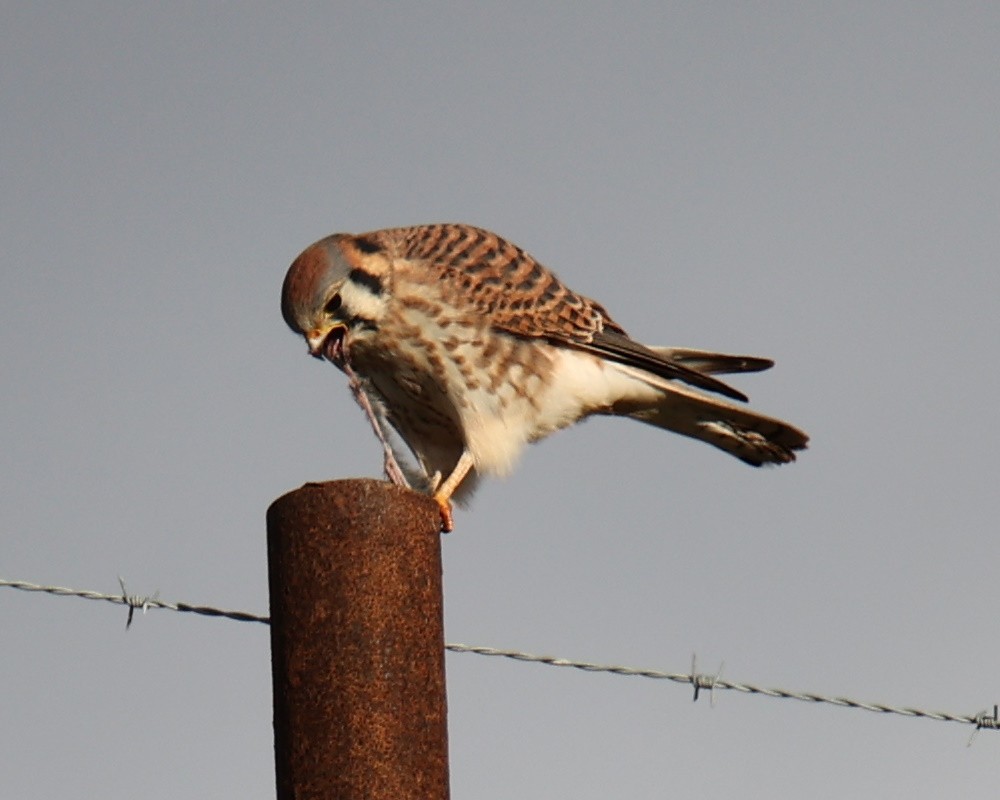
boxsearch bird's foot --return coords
[434,493,454,534]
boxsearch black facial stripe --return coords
[324,293,342,314]
[348,267,385,297]
[353,236,382,254]
[347,315,378,332]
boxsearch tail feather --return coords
[608,363,808,466]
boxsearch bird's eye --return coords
[324,294,342,315]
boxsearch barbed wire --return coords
[0,577,269,626]
[443,644,1000,744]
[2,576,997,742]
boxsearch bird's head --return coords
[281,233,389,365]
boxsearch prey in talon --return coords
[281,224,808,533]
[307,302,413,493]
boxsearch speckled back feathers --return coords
[354,223,624,345]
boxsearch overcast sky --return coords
[3,3,999,797]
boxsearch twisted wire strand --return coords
[3,577,997,735]
[444,643,998,729]
[0,578,269,625]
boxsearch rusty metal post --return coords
[266,478,449,800]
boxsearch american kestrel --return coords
[281,224,808,531]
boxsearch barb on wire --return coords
[1,576,996,740]
[118,576,160,629]
[691,654,724,706]
[968,705,1000,747]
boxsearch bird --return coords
[281,223,808,531]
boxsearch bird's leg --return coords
[432,450,475,533]
[341,360,411,489]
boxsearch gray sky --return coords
[3,3,999,797]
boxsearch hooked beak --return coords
[306,322,348,363]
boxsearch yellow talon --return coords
[429,450,474,534]
[434,494,454,533]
